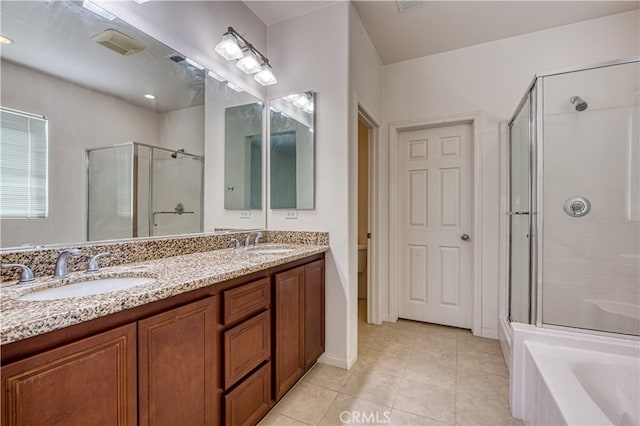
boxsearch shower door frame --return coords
[507,81,538,326]
[86,141,205,241]
[507,56,640,335]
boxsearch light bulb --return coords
[236,50,261,74]
[293,94,309,108]
[303,102,314,113]
[254,64,277,86]
[215,33,242,60]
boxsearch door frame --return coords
[358,105,382,326]
[389,113,483,336]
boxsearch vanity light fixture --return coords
[236,50,261,74]
[82,0,116,21]
[215,33,243,60]
[254,64,277,86]
[215,26,277,86]
[0,35,14,45]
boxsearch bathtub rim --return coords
[509,322,640,421]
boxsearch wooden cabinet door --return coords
[224,363,271,426]
[273,267,304,401]
[2,323,137,426]
[138,297,216,426]
[304,260,325,369]
[224,311,270,389]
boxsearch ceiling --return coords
[1,0,205,113]
[245,0,640,65]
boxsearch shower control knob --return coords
[461,234,470,241]
[564,196,591,217]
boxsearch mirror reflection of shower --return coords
[87,142,204,241]
[171,148,185,159]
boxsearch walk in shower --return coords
[508,58,639,337]
[86,142,203,241]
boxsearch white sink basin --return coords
[246,244,296,255]
[18,277,155,301]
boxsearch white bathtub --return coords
[509,323,640,426]
[526,341,639,426]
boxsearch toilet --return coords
[358,243,367,298]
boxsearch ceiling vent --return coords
[91,29,145,56]
[396,0,426,13]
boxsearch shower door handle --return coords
[460,234,470,242]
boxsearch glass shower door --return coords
[87,144,134,241]
[508,93,533,323]
[541,61,640,335]
[150,148,203,237]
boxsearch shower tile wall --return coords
[541,62,640,335]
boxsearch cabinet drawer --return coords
[223,278,270,325]
[224,362,271,426]
[224,311,270,389]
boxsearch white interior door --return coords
[398,123,473,328]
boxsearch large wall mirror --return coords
[224,102,264,211]
[269,91,315,210]
[0,1,265,249]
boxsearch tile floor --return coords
[259,300,523,426]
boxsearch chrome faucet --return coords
[54,248,82,278]
[1,263,35,283]
[244,232,262,248]
[86,252,111,273]
[230,238,241,251]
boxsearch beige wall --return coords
[0,61,161,247]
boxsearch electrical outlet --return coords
[285,211,298,219]
[239,211,250,219]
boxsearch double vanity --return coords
[1,232,328,426]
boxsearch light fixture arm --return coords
[226,26,270,66]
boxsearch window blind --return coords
[0,107,48,218]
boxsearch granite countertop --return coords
[1,244,328,345]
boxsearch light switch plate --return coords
[285,211,298,219]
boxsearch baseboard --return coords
[318,351,354,370]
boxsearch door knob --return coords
[461,234,470,241]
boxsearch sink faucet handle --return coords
[254,232,263,246]
[86,252,111,273]
[2,263,35,283]
[230,238,241,251]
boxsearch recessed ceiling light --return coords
[133,0,150,3]
[144,94,156,100]
[0,35,14,45]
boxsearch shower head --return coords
[171,148,185,159]
[570,96,588,112]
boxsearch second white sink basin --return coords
[18,277,155,301]
[246,244,296,255]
